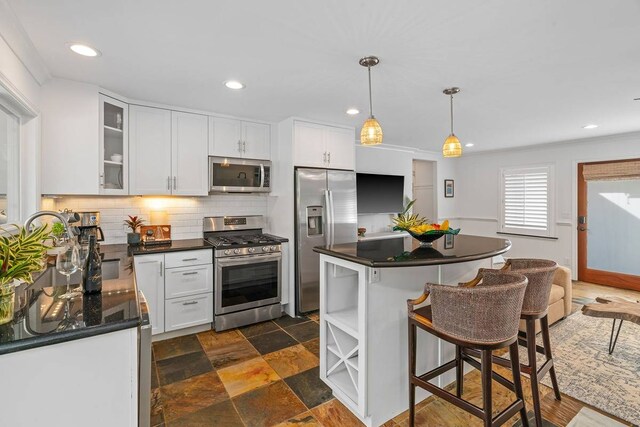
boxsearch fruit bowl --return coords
[392,220,461,247]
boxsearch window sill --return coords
[496,231,559,241]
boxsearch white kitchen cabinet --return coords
[134,254,165,335]
[41,79,100,195]
[293,121,355,170]
[209,116,271,160]
[129,105,172,195]
[130,107,208,195]
[172,111,209,195]
[134,249,213,339]
[99,95,129,195]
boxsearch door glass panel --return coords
[586,179,640,275]
[211,162,262,188]
[221,260,278,307]
[103,101,125,190]
[0,107,19,224]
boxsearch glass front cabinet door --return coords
[99,94,129,195]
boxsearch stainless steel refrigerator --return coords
[295,168,357,313]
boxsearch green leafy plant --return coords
[391,199,427,230]
[0,224,51,287]
[124,215,145,233]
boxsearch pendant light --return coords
[359,56,383,145]
[442,87,462,157]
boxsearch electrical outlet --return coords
[369,268,381,283]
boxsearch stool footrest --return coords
[412,375,484,419]
[417,359,458,383]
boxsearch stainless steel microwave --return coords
[209,157,271,193]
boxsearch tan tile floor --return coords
[150,281,638,426]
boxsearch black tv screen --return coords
[356,173,404,214]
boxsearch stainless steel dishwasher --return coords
[138,291,152,427]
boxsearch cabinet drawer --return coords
[164,249,212,268]
[165,293,213,332]
[165,264,213,299]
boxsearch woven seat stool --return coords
[407,271,530,427]
[464,259,561,427]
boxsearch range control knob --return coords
[262,246,270,252]
[233,248,241,255]
[270,245,277,251]
[224,250,231,256]
[248,247,255,253]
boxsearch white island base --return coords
[319,254,498,427]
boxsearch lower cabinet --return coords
[134,249,213,336]
[165,293,214,332]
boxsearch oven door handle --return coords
[216,253,282,266]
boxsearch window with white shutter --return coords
[499,165,554,237]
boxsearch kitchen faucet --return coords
[23,211,77,238]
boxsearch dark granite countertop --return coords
[129,238,213,255]
[0,244,139,356]
[313,234,511,268]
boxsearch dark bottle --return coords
[82,292,103,326]
[83,235,102,294]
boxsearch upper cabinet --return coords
[100,95,129,195]
[293,121,355,170]
[41,80,101,195]
[129,106,208,196]
[171,112,209,195]
[209,116,270,160]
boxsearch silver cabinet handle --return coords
[243,141,246,153]
[182,300,198,306]
[238,140,242,153]
[182,258,198,261]
[259,164,265,188]
[182,271,198,276]
[173,176,177,190]
[323,152,327,163]
[100,174,104,187]
[328,152,331,164]
[167,176,171,190]
[160,262,163,277]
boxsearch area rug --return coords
[567,407,627,427]
[517,312,640,425]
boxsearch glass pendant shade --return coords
[360,117,383,145]
[442,134,462,157]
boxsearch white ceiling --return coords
[7,0,640,152]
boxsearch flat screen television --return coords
[356,173,404,214]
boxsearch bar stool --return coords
[407,271,530,427]
[465,259,560,427]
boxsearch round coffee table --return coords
[582,296,640,354]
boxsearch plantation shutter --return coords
[502,167,550,233]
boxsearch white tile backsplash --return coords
[49,195,269,244]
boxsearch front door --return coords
[577,159,640,290]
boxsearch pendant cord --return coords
[368,65,373,118]
[450,94,454,135]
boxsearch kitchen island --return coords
[313,234,511,427]
[0,245,142,427]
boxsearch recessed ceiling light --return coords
[465,143,474,147]
[224,80,245,90]
[346,108,360,115]
[68,43,100,57]
[582,124,598,129]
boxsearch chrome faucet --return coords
[23,210,76,238]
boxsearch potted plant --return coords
[0,224,51,325]
[124,215,145,245]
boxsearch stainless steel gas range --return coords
[204,216,283,331]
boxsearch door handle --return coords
[238,140,242,153]
[167,176,171,190]
[578,226,587,231]
[182,300,198,306]
[182,271,199,276]
[243,141,246,153]
[173,176,177,190]
[160,262,163,277]
[323,152,327,164]
[327,152,331,164]
[259,164,265,188]
[99,174,104,187]
[182,258,198,262]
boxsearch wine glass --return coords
[56,244,80,300]
[69,243,90,294]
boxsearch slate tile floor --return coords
[150,313,363,426]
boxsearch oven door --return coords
[215,252,281,315]
[209,157,271,193]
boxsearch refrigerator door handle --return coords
[324,190,332,245]
[328,190,336,245]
